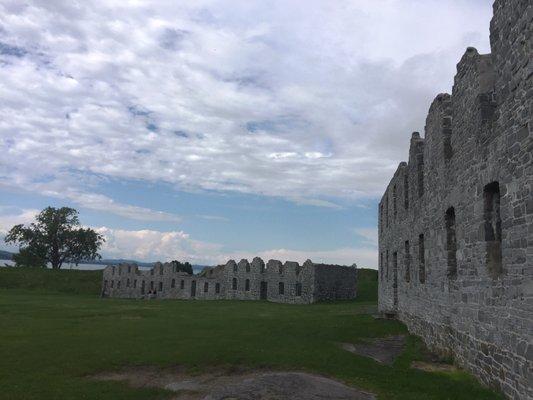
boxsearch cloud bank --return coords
[0,1,492,266]
[0,0,491,214]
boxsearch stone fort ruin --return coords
[378,1,531,399]
[101,258,357,304]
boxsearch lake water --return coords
[1,259,108,270]
[0,259,204,273]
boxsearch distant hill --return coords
[92,259,207,273]
[85,258,155,268]
[0,251,206,272]
[0,251,154,266]
[0,250,14,260]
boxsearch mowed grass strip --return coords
[0,268,503,400]
[0,266,102,295]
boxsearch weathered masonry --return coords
[101,258,357,304]
[378,1,532,399]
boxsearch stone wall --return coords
[101,258,357,304]
[378,1,532,399]
[314,263,358,302]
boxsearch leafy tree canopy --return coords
[5,207,105,269]
[171,260,193,275]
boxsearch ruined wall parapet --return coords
[101,257,357,305]
[378,1,532,398]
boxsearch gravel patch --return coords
[90,366,376,400]
[340,335,407,365]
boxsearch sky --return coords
[0,0,493,267]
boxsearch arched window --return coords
[295,282,302,296]
[443,117,453,160]
[279,282,284,295]
[171,279,176,288]
[417,153,424,198]
[246,264,250,273]
[111,280,114,288]
[233,263,238,273]
[204,282,209,292]
[404,240,411,283]
[418,234,426,283]
[180,280,185,289]
[484,182,502,277]
[215,283,220,294]
[133,280,137,288]
[117,281,121,289]
[232,277,237,290]
[445,207,457,280]
[245,279,250,291]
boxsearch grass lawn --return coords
[0,268,503,400]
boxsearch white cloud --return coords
[0,0,492,211]
[0,207,40,251]
[353,227,378,248]
[288,197,342,209]
[196,214,229,222]
[0,207,39,232]
[0,178,181,222]
[62,191,181,222]
[95,226,222,264]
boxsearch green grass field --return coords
[0,267,503,400]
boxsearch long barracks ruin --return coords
[101,258,357,304]
[378,1,532,399]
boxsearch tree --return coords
[171,260,193,275]
[12,247,47,268]
[5,207,105,269]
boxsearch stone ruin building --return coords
[378,1,531,399]
[101,258,357,304]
